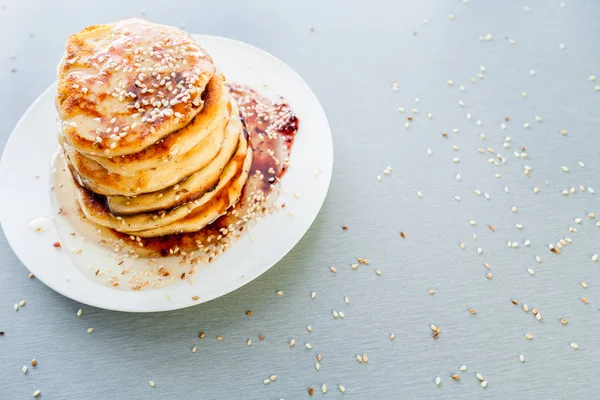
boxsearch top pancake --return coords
[56,18,215,157]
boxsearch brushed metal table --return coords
[1,1,599,399]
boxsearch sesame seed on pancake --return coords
[56,18,215,157]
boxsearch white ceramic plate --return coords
[0,35,333,312]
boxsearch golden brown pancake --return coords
[72,120,249,233]
[106,101,242,214]
[56,18,215,157]
[125,145,253,237]
[82,75,231,176]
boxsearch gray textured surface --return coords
[1,0,600,399]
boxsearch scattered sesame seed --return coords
[428,289,435,295]
[148,381,155,388]
[77,309,82,317]
[561,318,568,325]
[581,297,589,304]
[416,190,423,198]
[435,377,441,386]
[527,268,535,275]
[199,332,205,339]
[592,254,598,262]
[305,343,312,349]
[247,339,252,346]
[375,269,381,275]
[321,384,327,393]
[519,355,525,363]
[191,346,197,353]
[339,384,346,393]
[87,328,94,334]
[31,359,37,367]
[452,374,460,380]
[217,336,224,341]
[33,390,41,397]
[345,296,350,304]
[570,343,579,350]
[263,379,270,385]
[289,339,295,347]
[13,304,18,311]
[276,290,283,295]
[389,333,395,341]
[481,381,488,388]
[307,325,313,332]
[535,256,541,263]
[329,266,337,273]
[448,14,455,20]
[23,366,28,374]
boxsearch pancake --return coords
[106,103,242,214]
[125,143,253,237]
[72,122,249,233]
[82,75,231,176]
[56,18,215,157]
[63,112,226,195]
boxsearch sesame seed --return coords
[525,333,533,340]
[375,269,381,275]
[460,365,467,371]
[31,359,37,366]
[321,384,327,393]
[581,297,589,304]
[199,332,205,339]
[77,309,82,317]
[428,289,435,295]
[561,166,569,172]
[527,268,535,275]
[476,373,484,381]
[427,148,432,156]
[356,355,363,363]
[561,318,568,325]
[469,309,477,315]
[570,343,579,350]
[315,362,320,371]
[524,304,530,312]
[389,333,395,341]
[308,387,314,396]
[191,346,197,353]
[247,339,252,346]
[23,366,27,374]
[481,381,488,388]
[14,304,18,311]
[33,390,41,397]
[263,379,270,385]
[148,381,155,387]
[435,377,441,386]
[339,385,346,393]
[305,343,312,349]
[329,266,337,273]
[580,282,588,288]
[345,296,350,304]
[307,325,313,332]
[19,300,25,307]
[592,255,598,262]
[276,290,283,295]
[311,292,316,299]
[452,375,460,380]
[416,190,423,198]
[87,328,94,334]
[448,14,455,20]
[217,336,224,341]
[519,355,525,363]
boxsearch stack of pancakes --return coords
[56,19,252,239]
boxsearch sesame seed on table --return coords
[1,1,599,399]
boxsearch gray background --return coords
[1,0,599,399]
